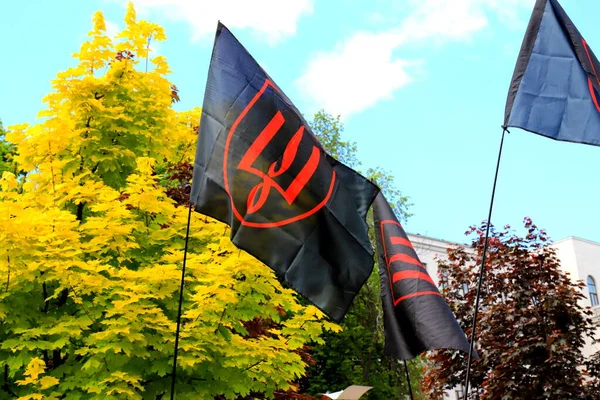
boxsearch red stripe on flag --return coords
[381,219,402,228]
[392,270,435,286]
[390,236,413,248]
[389,253,425,269]
[394,291,442,306]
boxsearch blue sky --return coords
[3,0,600,245]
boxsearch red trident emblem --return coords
[237,112,320,214]
[222,79,336,228]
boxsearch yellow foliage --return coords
[15,358,60,399]
[38,377,60,390]
[22,358,46,381]
[0,3,337,399]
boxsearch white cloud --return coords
[396,0,532,44]
[296,0,533,118]
[395,0,487,45]
[105,19,120,39]
[127,0,313,45]
[295,32,417,117]
[149,41,161,56]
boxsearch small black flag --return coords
[505,0,600,146]
[190,23,379,322]
[373,193,471,359]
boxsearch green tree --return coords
[309,110,411,221]
[300,111,421,399]
[422,218,595,399]
[0,120,18,176]
[0,6,336,399]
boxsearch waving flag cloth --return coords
[505,0,600,146]
[190,23,379,322]
[373,193,471,359]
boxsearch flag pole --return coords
[463,128,508,399]
[170,202,193,400]
[403,360,414,400]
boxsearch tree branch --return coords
[243,359,266,372]
[2,364,17,398]
[56,288,69,307]
[69,284,98,326]
[42,282,49,313]
[4,256,9,293]
[76,202,85,222]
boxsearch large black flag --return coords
[373,193,471,359]
[190,23,379,322]
[505,0,600,146]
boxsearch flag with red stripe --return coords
[373,193,471,359]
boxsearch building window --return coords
[454,386,464,399]
[461,282,469,296]
[439,266,449,291]
[588,276,599,307]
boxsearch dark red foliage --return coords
[115,50,135,61]
[117,192,130,201]
[241,317,278,339]
[422,218,596,399]
[585,351,600,398]
[171,85,180,103]
[163,161,193,207]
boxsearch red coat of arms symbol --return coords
[222,79,336,228]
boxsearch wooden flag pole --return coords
[403,360,414,400]
[170,203,194,400]
[463,128,508,399]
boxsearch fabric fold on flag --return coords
[373,193,472,360]
[505,0,600,146]
[190,22,379,323]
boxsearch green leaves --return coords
[310,110,359,168]
[0,5,333,399]
[0,119,19,177]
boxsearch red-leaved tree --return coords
[422,218,596,399]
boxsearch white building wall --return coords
[407,233,464,288]
[552,238,580,281]
[550,237,600,358]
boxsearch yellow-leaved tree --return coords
[0,5,338,399]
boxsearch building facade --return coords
[551,236,600,358]
[408,233,600,399]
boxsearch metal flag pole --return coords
[170,203,194,400]
[403,360,414,400]
[463,128,508,399]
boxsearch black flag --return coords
[373,193,471,359]
[190,23,379,322]
[505,0,600,146]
